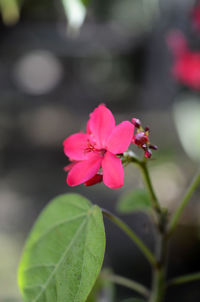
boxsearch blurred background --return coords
[1,0,200,301]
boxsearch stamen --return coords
[84,140,106,156]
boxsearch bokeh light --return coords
[13,50,63,95]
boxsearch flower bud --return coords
[131,118,141,128]
[144,149,152,158]
[149,144,158,150]
[141,144,147,150]
[134,132,148,145]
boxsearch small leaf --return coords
[117,189,152,214]
[18,193,106,302]
[80,0,91,6]
[0,0,21,26]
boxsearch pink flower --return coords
[173,51,200,90]
[167,30,200,90]
[63,104,134,189]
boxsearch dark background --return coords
[0,0,200,301]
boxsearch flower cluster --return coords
[132,118,157,159]
[63,104,157,189]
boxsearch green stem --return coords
[167,272,200,288]
[101,272,150,298]
[102,208,157,268]
[149,232,168,302]
[137,160,162,215]
[125,153,169,302]
[136,160,168,302]
[168,172,200,236]
[149,267,165,302]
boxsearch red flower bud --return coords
[144,149,152,158]
[131,118,158,159]
[149,144,158,150]
[131,118,141,128]
[134,132,149,146]
[141,144,147,150]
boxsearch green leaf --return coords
[18,193,106,302]
[0,0,21,25]
[117,189,152,214]
[80,0,91,6]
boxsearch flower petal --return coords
[63,133,89,161]
[86,119,92,134]
[102,151,124,189]
[67,154,102,186]
[89,104,115,148]
[64,162,77,171]
[107,121,134,154]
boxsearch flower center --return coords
[85,140,106,156]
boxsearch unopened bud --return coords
[141,144,147,150]
[149,144,158,150]
[145,126,150,132]
[131,118,141,128]
[145,149,152,158]
[134,132,148,145]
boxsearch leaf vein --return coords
[32,217,88,302]
[29,213,87,249]
[73,212,92,302]
[24,284,45,290]
[23,264,56,273]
